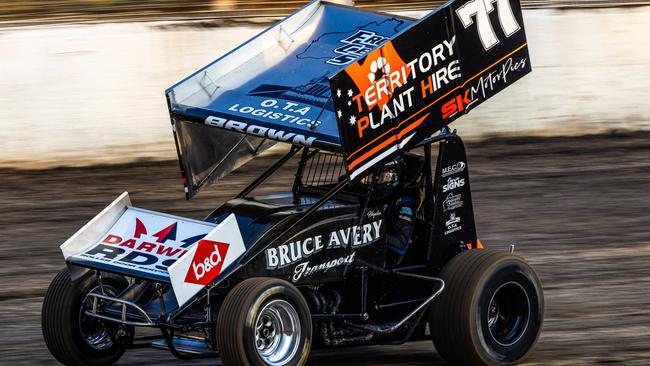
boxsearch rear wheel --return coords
[42,268,132,366]
[430,249,544,366]
[216,278,312,366]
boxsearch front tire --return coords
[42,268,130,366]
[216,278,312,366]
[430,249,544,366]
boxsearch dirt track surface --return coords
[1,132,649,365]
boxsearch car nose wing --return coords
[60,192,246,306]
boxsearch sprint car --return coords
[42,0,543,365]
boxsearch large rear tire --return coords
[42,268,131,366]
[216,278,312,366]
[430,249,544,366]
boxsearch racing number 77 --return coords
[456,0,521,50]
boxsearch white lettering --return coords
[265,221,383,269]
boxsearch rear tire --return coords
[216,278,312,366]
[42,268,131,366]
[430,249,544,366]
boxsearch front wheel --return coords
[430,249,544,366]
[216,278,312,366]
[42,268,132,366]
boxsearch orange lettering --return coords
[421,76,434,99]
[352,94,364,113]
[357,116,370,138]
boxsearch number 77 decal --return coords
[456,0,521,50]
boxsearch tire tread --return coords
[41,268,127,366]
[430,249,542,366]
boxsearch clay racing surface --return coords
[0,132,649,365]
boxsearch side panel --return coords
[430,135,477,265]
[247,206,387,285]
[330,0,530,179]
[169,214,247,306]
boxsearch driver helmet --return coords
[374,158,403,197]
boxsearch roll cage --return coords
[236,129,471,264]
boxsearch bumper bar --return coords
[85,292,157,327]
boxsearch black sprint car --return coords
[42,0,543,365]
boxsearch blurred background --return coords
[1,1,649,365]
[2,0,650,167]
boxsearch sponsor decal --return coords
[469,56,528,100]
[456,0,521,50]
[227,99,322,128]
[205,115,317,146]
[443,193,464,212]
[183,240,230,286]
[337,37,460,139]
[365,209,383,219]
[246,77,332,110]
[265,220,382,270]
[441,89,475,119]
[168,214,246,306]
[77,210,212,277]
[442,161,467,177]
[327,30,390,66]
[442,176,465,193]
[444,212,462,235]
[292,252,356,282]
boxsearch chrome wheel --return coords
[254,299,301,366]
[486,281,531,346]
[79,285,118,351]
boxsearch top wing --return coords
[166,0,531,195]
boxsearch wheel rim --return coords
[254,299,301,366]
[486,281,530,346]
[79,285,118,351]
